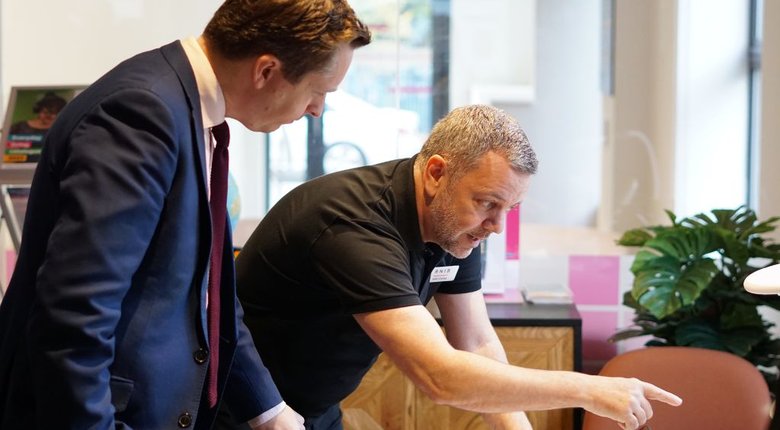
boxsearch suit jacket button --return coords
[177,412,193,428]
[193,348,209,364]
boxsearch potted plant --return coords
[611,206,780,386]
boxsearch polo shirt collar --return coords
[392,155,443,258]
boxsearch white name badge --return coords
[430,265,459,283]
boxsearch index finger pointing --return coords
[643,382,683,406]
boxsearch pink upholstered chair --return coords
[582,346,772,430]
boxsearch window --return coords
[264,0,443,209]
[748,0,764,208]
[673,0,753,217]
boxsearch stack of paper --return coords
[520,283,574,304]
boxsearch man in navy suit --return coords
[0,1,370,429]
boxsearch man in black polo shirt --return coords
[233,105,682,430]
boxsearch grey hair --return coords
[415,105,538,180]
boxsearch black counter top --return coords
[486,302,582,327]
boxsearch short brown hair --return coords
[204,0,371,83]
[416,105,539,180]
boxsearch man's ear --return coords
[423,155,447,197]
[253,54,282,89]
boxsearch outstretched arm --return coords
[353,301,681,430]
[434,291,532,430]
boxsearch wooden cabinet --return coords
[341,303,582,430]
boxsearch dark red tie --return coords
[207,121,230,407]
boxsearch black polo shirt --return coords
[235,157,482,417]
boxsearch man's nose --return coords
[482,215,504,235]
[306,97,326,118]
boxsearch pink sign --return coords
[505,205,520,260]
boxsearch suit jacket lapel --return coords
[160,41,209,197]
[160,41,213,339]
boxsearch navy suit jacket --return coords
[0,41,281,429]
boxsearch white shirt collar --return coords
[180,36,225,129]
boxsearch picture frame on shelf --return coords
[1,85,86,184]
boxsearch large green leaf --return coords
[632,258,718,318]
[664,209,679,226]
[719,327,767,357]
[682,206,750,231]
[674,320,727,351]
[645,227,722,262]
[682,207,780,244]
[743,216,780,238]
[620,291,642,312]
[629,250,662,274]
[617,228,652,247]
[609,328,648,342]
[716,228,750,271]
[674,319,762,357]
[721,303,764,331]
[748,236,780,261]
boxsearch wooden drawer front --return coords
[342,326,575,430]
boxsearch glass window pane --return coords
[265,0,434,208]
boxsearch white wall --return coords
[0,0,267,221]
[1,0,218,102]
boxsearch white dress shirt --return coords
[180,36,286,427]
